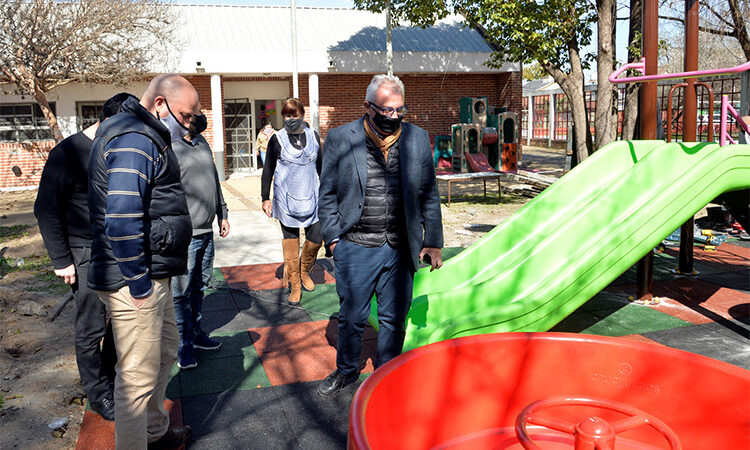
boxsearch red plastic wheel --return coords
[515,396,682,450]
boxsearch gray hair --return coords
[365,74,405,103]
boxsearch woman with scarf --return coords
[261,98,323,304]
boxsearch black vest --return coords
[345,138,405,247]
[88,98,191,291]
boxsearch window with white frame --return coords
[0,102,56,142]
[77,101,104,131]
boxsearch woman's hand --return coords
[262,200,272,218]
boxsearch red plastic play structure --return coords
[348,333,750,449]
[464,152,497,173]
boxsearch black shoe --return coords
[316,370,357,397]
[89,396,115,422]
[148,425,193,449]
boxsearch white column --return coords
[527,95,533,146]
[291,0,299,97]
[210,74,225,181]
[308,73,320,135]
[548,94,556,147]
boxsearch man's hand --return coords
[262,200,272,218]
[220,219,230,238]
[329,241,337,254]
[419,247,443,272]
[54,264,77,285]
[130,295,148,308]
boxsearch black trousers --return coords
[71,246,116,403]
[280,221,323,244]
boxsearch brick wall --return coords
[297,73,522,143]
[0,141,55,189]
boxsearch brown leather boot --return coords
[300,240,322,291]
[281,238,302,304]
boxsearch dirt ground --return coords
[0,147,563,448]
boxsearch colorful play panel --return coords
[74,238,748,449]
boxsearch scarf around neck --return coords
[363,116,402,162]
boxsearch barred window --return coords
[77,101,105,131]
[0,102,56,142]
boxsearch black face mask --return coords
[189,113,208,136]
[372,110,402,134]
[284,118,304,133]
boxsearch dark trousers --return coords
[72,246,116,403]
[333,239,414,375]
[171,232,214,346]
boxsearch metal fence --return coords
[522,74,745,146]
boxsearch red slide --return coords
[464,152,497,172]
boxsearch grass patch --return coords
[1,253,66,293]
[0,224,31,243]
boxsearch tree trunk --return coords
[33,82,63,143]
[543,44,591,164]
[727,0,750,61]
[595,0,619,149]
[621,0,642,140]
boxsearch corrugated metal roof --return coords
[168,5,503,73]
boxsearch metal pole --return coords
[636,0,658,301]
[386,0,393,76]
[678,0,699,275]
[291,0,299,97]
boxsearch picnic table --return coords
[435,171,504,206]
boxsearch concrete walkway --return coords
[214,172,285,267]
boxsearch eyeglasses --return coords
[369,103,409,117]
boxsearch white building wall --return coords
[222,80,289,100]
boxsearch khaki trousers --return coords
[97,278,179,449]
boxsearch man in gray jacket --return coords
[171,111,230,369]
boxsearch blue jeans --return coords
[172,232,214,346]
[333,239,414,375]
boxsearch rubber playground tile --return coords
[250,320,376,385]
[580,290,631,312]
[221,262,335,291]
[180,389,296,450]
[199,291,238,312]
[299,283,341,317]
[194,329,254,361]
[586,304,692,336]
[199,307,255,333]
[699,269,750,293]
[616,334,666,346]
[76,399,182,450]
[272,380,365,450]
[665,242,750,271]
[642,322,750,370]
[241,296,314,328]
[210,267,229,288]
[176,348,271,398]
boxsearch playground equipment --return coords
[433,135,452,169]
[367,139,750,350]
[451,97,519,172]
[349,333,750,449]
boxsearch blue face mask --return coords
[159,100,189,143]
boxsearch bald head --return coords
[142,74,201,129]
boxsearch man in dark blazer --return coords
[317,74,443,396]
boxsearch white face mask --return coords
[159,100,189,143]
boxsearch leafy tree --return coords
[354,0,610,163]
[523,63,550,82]
[0,0,175,143]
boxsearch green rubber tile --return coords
[196,330,254,361]
[580,290,631,313]
[300,284,341,318]
[178,346,271,397]
[210,267,229,289]
[587,304,693,336]
[166,363,181,399]
[550,310,613,334]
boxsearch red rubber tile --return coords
[665,242,749,271]
[222,262,335,291]
[250,320,375,385]
[617,334,666,346]
[610,279,750,324]
[76,399,183,450]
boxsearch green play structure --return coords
[369,140,750,351]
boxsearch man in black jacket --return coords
[317,74,443,397]
[88,74,198,449]
[35,93,135,421]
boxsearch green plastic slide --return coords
[370,140,750,351]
